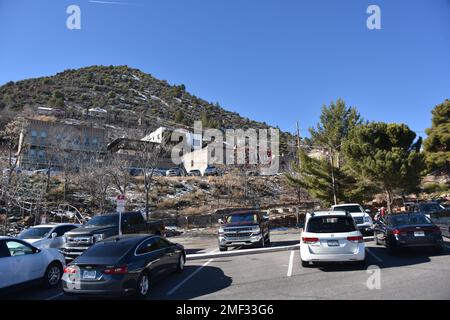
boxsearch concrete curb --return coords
[186,236,375,261]
[187,244,299,260]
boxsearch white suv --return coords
[331,203,373,235]
[300,211,366,267]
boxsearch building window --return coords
[193,139,200,147]
[38,150,45,159]
[29,149,37,158]
[191,160,194,167]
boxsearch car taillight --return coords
[392,229,401,235]
[104,266,128,275]
[302,237,319,244]
[347,236,363,242]
[430,226,441,234]
[64,266,77,274]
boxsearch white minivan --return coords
[300,211,366,267]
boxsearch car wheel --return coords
[176,254,185,273]
[301,259,310,268]
[354,260,366,269]
[386,239,398,255]
[433,245,444,255]
[44,262,63,288]
[219,246,228,252]
[259,237,265,248]
[265,234,271,246]
[136,272,151,298]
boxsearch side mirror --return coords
[51,232,58,239]
[365,209,371,214]
[218,219,223,224]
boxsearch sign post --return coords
[116,194,126,236]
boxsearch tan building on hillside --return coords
[18,119,107,169]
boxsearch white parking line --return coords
[287,250,295,277]
[46,292,64,300]
[167,258,213,296]
[365,248,383,264]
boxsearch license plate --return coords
[327,240,339,247]
[82,270,97,280]
[414,231,425,237]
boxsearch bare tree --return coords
[78,154,112,213]
[135,139,168,220]
[0,118,29,234]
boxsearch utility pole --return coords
[296,121,301,151]
[329,148,337,206]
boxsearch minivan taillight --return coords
[302,237,319,244]
[104,266,128,275]
[347,236,363,243]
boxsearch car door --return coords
[156,237,178,273]
[135,237,165,277]
[0,240,17,288]
[5,240,47,284]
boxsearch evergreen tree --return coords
[423,100,450,175]
[343,122,424,213]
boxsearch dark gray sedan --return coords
[62,234,185,298]
[374,213,445,254]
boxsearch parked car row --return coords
[299,208,446,268]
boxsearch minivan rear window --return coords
[307,216,356,233]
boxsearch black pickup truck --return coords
[62,212,165,262]
[217,211,270,251]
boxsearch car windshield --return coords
[226,213,258,224]
[18,227,53,239]
[307,217,356,233]
[85,215,119,227]
[332,205,362,213]
[390,214,432,226]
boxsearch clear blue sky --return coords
[0,0,449,136]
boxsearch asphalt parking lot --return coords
[4,230,450,300]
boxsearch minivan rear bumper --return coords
[300,243,366,262]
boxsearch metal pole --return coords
[118,211,122,236]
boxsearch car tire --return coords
[44,261,63,288]
[176,254,185,273]
[433,245,444,255]
[219,246,228,252]
[259,237,265,248]
[265,235,271,246]
[386,239,398,255]
[136,271,151,299]
[354,260,366,269]
[301,259,311,268]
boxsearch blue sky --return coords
[0,0,449,136]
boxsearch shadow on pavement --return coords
[367,245,449,269]
[150,265,232,300]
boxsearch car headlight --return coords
[252,226,261,232]
[218,228,224,234]
[93,234,104,242]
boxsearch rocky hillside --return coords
[0,66,290,137]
